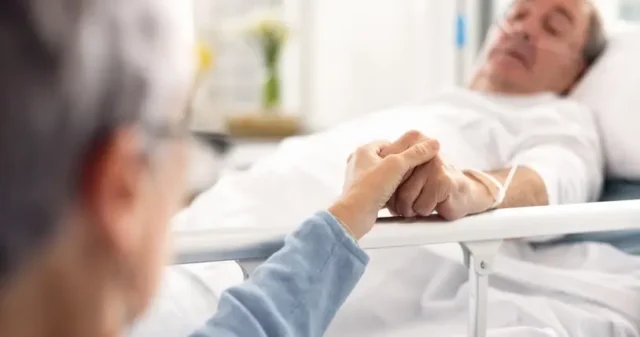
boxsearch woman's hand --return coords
[328,131,440,239]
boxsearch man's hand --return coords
[329,132,440,239]
[380,131,495,221]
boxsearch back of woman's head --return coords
[0,0,195,332]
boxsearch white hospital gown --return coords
[130,89,615,337]
[287,88,603,206]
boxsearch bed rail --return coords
[171,199,640,337]
[173,200,640,265]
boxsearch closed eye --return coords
[513,11,527,21]
[543,21,560,36]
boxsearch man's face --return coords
[477,0,591,94]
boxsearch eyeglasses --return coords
[138,105,193,161]
[142,78,199,139]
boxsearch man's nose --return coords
[512,31,531,42]
[508,18,537,42]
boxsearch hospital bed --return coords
[171,180,640,337]
[165,10,640,337]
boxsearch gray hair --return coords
[582,4,607,68]
[0,0,194,281]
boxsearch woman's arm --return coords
[189,135,439,337]
[189,211,367,337]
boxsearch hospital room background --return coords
[123,1,640,336]
[187,0,640,198]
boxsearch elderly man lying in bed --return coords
[204,0,607,222]
[132,0,613,336]
[349,0,607,221]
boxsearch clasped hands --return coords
[329,131,495,240]
[379,131,495,220]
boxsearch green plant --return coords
[244,11,289,111]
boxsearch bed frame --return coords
[172,200,640,337]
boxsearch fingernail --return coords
[428,139,440,151]
[418,210,432,217]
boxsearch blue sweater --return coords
[189,211,370,337]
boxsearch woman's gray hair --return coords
[0,0,195,280]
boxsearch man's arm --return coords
[472,135,602,213]
[486,166,549,209]
[388,119,602,219]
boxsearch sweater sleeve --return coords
[189,210,369,337]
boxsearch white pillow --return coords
[570,23,640,180]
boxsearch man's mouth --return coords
[505,49,530,69]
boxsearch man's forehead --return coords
[512,0,591,16]
[502,0,595,58]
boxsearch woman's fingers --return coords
[347,140,390,163]
[382,139,440,176]
[397,139,440,169]
[379,130,429,158]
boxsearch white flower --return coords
[221,7,289,44]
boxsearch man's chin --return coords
[469,71,529,94]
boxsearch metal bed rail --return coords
[172,200,640,337]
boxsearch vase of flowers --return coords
[223,9,301,138]
[244,10,289,112]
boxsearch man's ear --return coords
[81,127,146,256]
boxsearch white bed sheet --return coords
[131,241,640,337]
[130,106,640,337]
[132,175,640,336]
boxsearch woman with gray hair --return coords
[0,0,440,336]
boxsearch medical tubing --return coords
[464,165,519,209]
